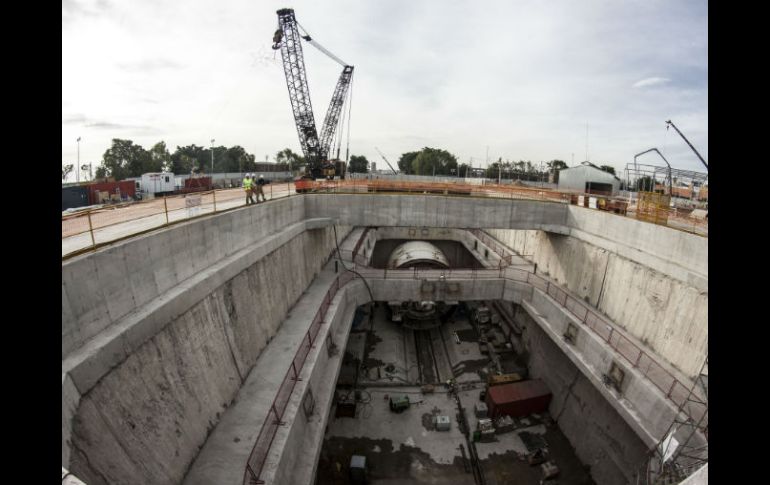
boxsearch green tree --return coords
[170,145,208,174]
[149,141,171,173]
[397,151,419,174]
[99,139,150,180]
[599,164,616,176]
[548,160,568,170]
[636,176,654,192]
[348,155,369,173]
[409,147,458,176]
[62,164,74,181]
[275,148,305,172]
[224,146,256,173]
[458,163,470,177]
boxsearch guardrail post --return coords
[270,183,273,200]
[213,190,217,212]
[163,196,169,225]
[86,211,96,247]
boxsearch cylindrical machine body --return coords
[386,241,449,269]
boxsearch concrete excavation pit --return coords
[62,194,707,485]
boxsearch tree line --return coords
[78,139,619,182]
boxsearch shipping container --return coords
[178,176,212,193]
[62,186,89,211]
[485,379,552,418]
[85,181,136,205]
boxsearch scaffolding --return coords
[639,355,708,485]
[624,163,708,200]
[636,192,672,225]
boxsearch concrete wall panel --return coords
[68,225,347,483]
[487,228,708,378]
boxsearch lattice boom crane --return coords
[272,8,354,186]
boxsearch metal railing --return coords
[62,183,296,258]
[63,179,706,259]
[242,264,705,484]
[243,269,355,484]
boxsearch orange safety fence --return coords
[62,184,297,257]
[63,179,706,258]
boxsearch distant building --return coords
[370,162,377,173]
[558,162,620,195]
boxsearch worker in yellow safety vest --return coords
[243,173,255,205]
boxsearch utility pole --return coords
[210,138,215,176]
[585,123,589,162]
[76,137,81,183]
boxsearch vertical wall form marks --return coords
[68,226,347,485]
[487,228,707,378]
[70,295,243,485]
[514,306,648,485]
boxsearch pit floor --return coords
[315,303,595,485]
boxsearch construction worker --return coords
[255,174,268,202]
[243,173,255,205]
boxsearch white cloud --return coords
[633,77,672,88]
[62,0,708,177]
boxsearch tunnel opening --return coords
[370,239,484,269]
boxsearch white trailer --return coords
[139,172,176,198]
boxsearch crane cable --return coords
[296,21,349,67]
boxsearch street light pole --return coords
[211,138,215,176]
[210,139,215,186]
[76,137,81,183]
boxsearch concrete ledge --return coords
[265,283,367,485]
[62,219,336,472]
[522,291,679,447]
[182,262,346,485]
[62,197,307,358]
[63,219,330,395]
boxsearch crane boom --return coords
[319,66,354,161]
[273,9,321,169]
[272,8,354,180]
[665,120,708,171]
[375,147,398,174]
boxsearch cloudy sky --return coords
[62,0,707,181]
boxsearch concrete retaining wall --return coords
[62,196,306,358]
[67,225,347,485]
[486,228,707,378]
[514,301,651,485]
